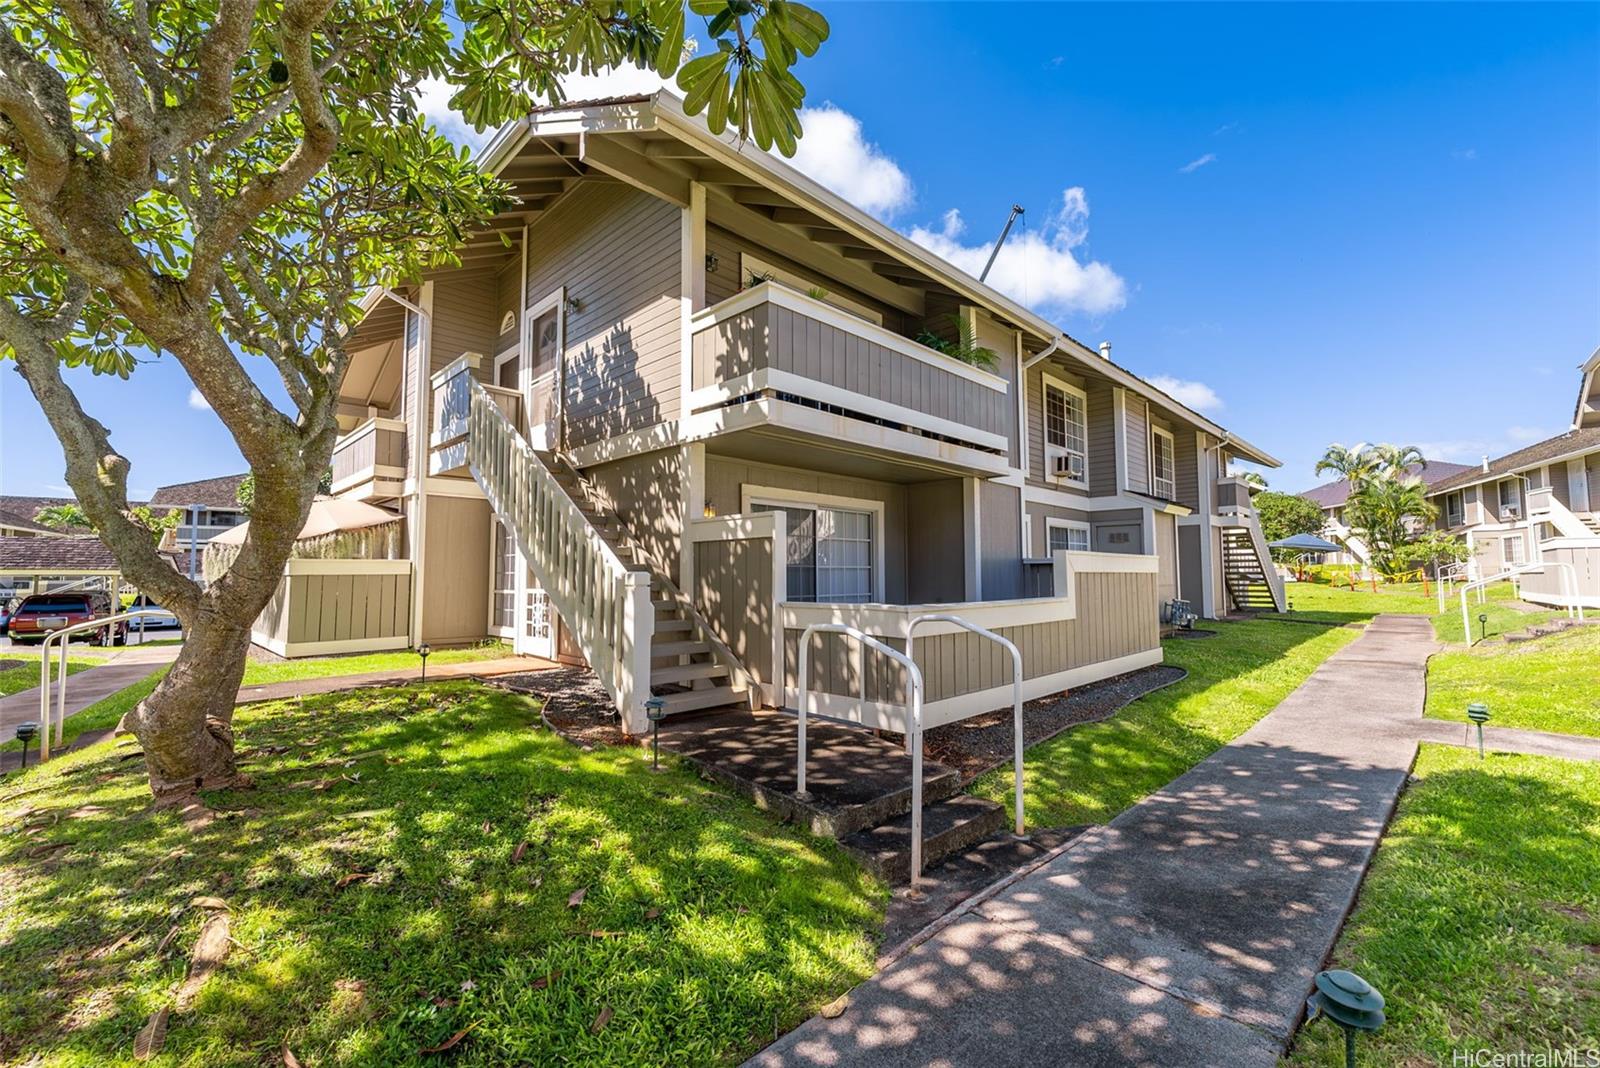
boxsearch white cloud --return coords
[1506,425,1551,444]
[906,188,1128,318]
[1412,426,1558,465]
[1178,153,1217,174]
[187,388,212,412]
[414,77,491,152]
[783,105,913,217]
[1147,375,1224,413]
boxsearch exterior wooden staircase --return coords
[1222,525,1284,612]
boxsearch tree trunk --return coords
[124,613,255,799]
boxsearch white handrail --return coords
[1459,562,1584,644]
[795,623,927,883]
[909,613,1025,837]
[37,609,173,761]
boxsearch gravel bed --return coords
[491,667,627,746]
[913,664,1189,783]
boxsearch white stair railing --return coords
[434,363,653,731]
[1459,561,1584,645]
[1527,486,1595,540]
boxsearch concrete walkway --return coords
[1416,717,1600,762]
[0,642,179,736]
[752,615,1439,1067]
[234,656,557,704]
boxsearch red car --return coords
[7,592,128,646]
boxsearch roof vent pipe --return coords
[1482,455,1490,473]
[1099,341,1112,360]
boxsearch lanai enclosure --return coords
[300,92,1283,735]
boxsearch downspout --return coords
[378,286,432,647]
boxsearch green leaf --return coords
[654,3,686,74]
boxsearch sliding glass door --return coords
[753,501,876,603]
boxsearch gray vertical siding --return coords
[693,537,776,685]
[1589,454,1600,506]
[1178,523,1204,605]
[1125,395,1149,495]
[584,447,686,581]
[783,570,1160,706]
[979,479,1024,599]
[906,478,966,603]
[524,181,682,447]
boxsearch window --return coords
[1150,426,1176,500]
[1498,479,1521,518]
[1046,519,1090,554]
[1043,377,1088,485]
[1503,534,1524,565]
[751,497,879,603]
[1445,492,1464,527]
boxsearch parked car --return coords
[7,592,128,645]
[0,597,14,636]
[127,593,181,629]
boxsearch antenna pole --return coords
[980,204,1025,282]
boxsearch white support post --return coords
[619,571,655,734]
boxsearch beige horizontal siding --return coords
[693,537,776,685]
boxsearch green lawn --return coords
[970,619,1359,828]
[239,642,510,687]
[1285,746,1600,1064]
[1426,625,1600,739]
[1271,580,1559,643]
[0,654,97,696]
[0,682,884,1067]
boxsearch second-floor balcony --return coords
[331,417,407,500]
[686,282,1012,477]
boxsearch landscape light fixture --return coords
[1477,612,1488,643]
[14,721,38,769]
[645,697,667,771]
[1466,702,1490,759]
[417,643,431,684]
[1305,969,1385,1068]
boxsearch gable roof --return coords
[0,506,67,536]
[1300,460,1475,508]
[1425,426,1600,496]
[0,535,181,573]
[455,92,1282,468]
[149,473,249,509]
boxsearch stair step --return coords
[840,795,1011,884]
[652,640,710,659]
[651,661,730,685]
[653,685,747,716]
[653,618,694,635]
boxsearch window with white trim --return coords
[1150,425,1176,500]
[1046,519,1090,554]
[752,500,877,603]
[1445,491,1464,527]
[1498,479,1521,519]
[1043,377,1088,485]
[1502,533,1524,565]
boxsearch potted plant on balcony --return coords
[915,315,999,370]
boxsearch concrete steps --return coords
[840,795,1010,883]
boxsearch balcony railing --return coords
[687,282,1011,468]
[330,417,407,498]
[1214,475,1253,512]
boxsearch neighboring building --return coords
[1300,461,1473,566]
[0,505,71,538]
[0,534,181,601]
[284,91,1285,734]
[151,473,250,556]
[1423,346,1600,608]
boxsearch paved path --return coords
[1416,717,1600,762]
[751,615,1440,1068]
[234,656,557,704]
[0,643,179,736]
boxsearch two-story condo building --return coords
[264,92,1286,734]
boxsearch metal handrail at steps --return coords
[1458,561,1584,645]
[36,609,175,761]
[435,362,654,730]
[794,615,1030,886]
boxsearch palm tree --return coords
[1370,443,1426,479]
[1314,442,1379,487]
[1348,476,1438,576]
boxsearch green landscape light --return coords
[1477,612,1488,643]
[14,722,38,769]
[417,642,431,684]
[645,698,667,771]
[1467,702,1490,759]
[1306,969,1385,1068]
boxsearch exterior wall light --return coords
[417,642,431,684]
[14,721,38,769]
[704,252,719,274]
[1467,702,1490,759]
[1306,968,1385,1068]
[565,295,583,315]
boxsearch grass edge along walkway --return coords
[1283,745,1600,1064]
[0,682,886,1067]
[970,617,1360,829]
[1425,624,1600,740]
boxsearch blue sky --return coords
[4,2,1597,499]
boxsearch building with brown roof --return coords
[150,473,250,550]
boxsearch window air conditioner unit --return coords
[1054,453,1084,480]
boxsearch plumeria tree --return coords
[1,0,827,800]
